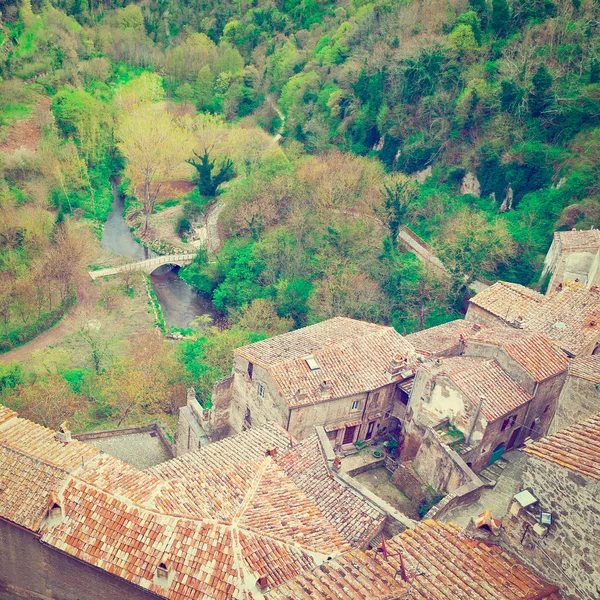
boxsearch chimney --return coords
[332,456,342,472]
[265,447,277,458]
[56,421,71,443]
[389,355,407,378]
[319,380,333,399]
[257,575,268,592]
[47,492,62,520]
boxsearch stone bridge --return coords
[89,253,196,280]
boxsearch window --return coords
[258,383,265,399]
[543,404,551,413]
[351,400,360,411]
[501,414,517,431]
[305,356,320,371]
[247,362,254,380]
[372,392,380,404]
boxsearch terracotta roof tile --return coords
[470,281,600,356]
[468,327,569,382]
[0,404,17,427]
[1,415,355,599]
[406,319,486,356]
[525,412,600,480]
[235,317,416,408]
[276,434,385,546]
[469,281,544,327]
[266,521,560,599]
[568,355,600,383]
[0,415,99,531]
[151,423,384,548]
[521,283,600,356]
[433,357,532,421]
[554,228,600,251]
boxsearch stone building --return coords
[467,280,600,357]
[550,354,600,434]
[0,405,386,599]
[402,325,569,471]
[541,229,600,293]
[206,317,417,445]
[503,413,600,600]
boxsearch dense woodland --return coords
[1,0,599,428]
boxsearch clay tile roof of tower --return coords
[0,411,99,531]
[555,228,600,250]
[468,281,544,326]
[0,414,354,599]
[235,317,416,408]
[568,355,600,383]
[468,327,569,382]
[431,357,533,422]
[405,319,487,356]
[149,423,385,548]
[525,413,600,481]
[265,520,561,599]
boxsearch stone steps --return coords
[478,458,509,487]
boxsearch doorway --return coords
[365,421,376,440]
[343,425,357,445]
[489,443,505,465]
[507,427,521,450]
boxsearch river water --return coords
[102,179,219,329]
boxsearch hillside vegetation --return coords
[0,0,599,420]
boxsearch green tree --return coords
[491,0,510,37]
[529,64,553,117]
[187,151,234,197]
[195,66,214,110]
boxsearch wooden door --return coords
[365,421,376,440]
[343,425,357,445]
[507,427,521,449]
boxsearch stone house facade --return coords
[541,229,600,294]
[550,355,600,434]
[405,357,534,471]
[207,317,417,445]
[502,414,600,600]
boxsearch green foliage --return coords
[187,151,235,197]
[529,64,553,117]
[0,362,24,392]
[491,0,510,37]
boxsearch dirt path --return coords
[0,98,51,153]
[0,281,94,364]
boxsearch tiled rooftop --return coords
[1,414,355,599]
[151,423,384,548]
[521,283,600,356]
[525,413,600,481]
[405,319,486,356]
[468,281,544,327]
[468,327,569,382]
[237,318,416,408]
[470,281,600,356]
[276,434,385,546]
[568,355,600,383]
[434,357,533,422]
[265,520,561,599]
[0,410,99,531]
[555,228,600,251]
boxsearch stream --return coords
[102,178,219,329]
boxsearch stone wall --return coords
[502,455,600,600]
[411,427,481,493]
[391,464,427,503]
[465,303,509,328]
[551,374,600,434]
[0,519,155,600]
[208,374,235,441]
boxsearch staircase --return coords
[478,457,509,487]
